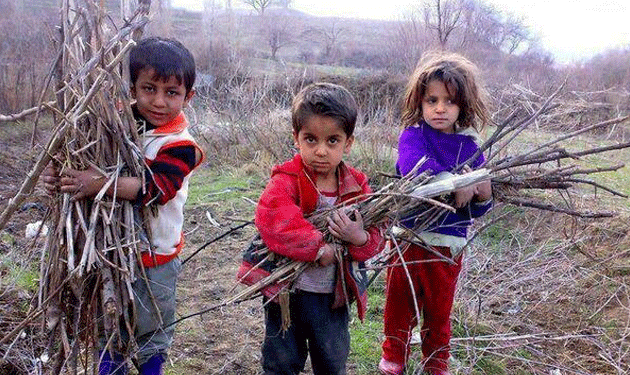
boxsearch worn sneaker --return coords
[426,370,451,375]
[378,358,404,375]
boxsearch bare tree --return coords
[423,0,463,48]
[387,13,431,71]
[265,15,295,60]
[501,15,530,54]
[0,0,55,113]
[151,0,173,35]
[203,0,218,32]
[243,0,272,16]
[458,1,531,54]
[304,21,346,61]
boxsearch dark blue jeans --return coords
[262,291,350,375]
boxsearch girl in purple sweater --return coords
[379,52,493,375]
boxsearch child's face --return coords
[422,79,460,134]
[293,115,354,181]
[131,67,194,128]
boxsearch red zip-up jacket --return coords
[237,154,384,320]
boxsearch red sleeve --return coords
[142,141,201,205]
[255,173,325,262]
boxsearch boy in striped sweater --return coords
[41,37,204,375]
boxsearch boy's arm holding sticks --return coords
[41,159,141,201]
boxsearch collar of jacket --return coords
[271,154,363,215]
[150,112,188,134]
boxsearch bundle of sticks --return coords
[484,85,629,218]
[175,166,491,324]
[0,1,152,373]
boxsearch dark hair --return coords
[291,82,358,137]
[129,37,196,94]
[402,51,490,131]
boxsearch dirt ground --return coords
[173,203,265,374]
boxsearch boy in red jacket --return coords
[239,82,383,375]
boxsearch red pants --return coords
[381,244,462,371]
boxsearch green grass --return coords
[187,166,265,207]
[349,318,383,374]
[470,357,507,375]
[0,255,39,293]
[349,280,386,374]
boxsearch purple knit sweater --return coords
[396,121,492,238]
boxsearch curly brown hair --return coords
[401,51,490,132]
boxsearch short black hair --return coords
[292,82,358,137]
[129,37,196,94]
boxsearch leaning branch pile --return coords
[483,84,629,218]
[0,1,150,373]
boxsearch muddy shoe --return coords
[378,358,404,375]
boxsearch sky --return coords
[170,0,630,64]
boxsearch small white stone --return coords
[25,221,48,239]
[39,352,49,363]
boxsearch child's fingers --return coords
[330,210,350,226]
[328,226,341,239]
[61,168,79,178]
[41,175,58,185]
[327,217,342,236]
[455,186,474,207]
[60,175,77,188]
[336,208,350,221]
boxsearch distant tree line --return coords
[0,0,629,118]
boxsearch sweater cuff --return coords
[472,197,493,207]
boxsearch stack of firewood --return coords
[0,1,153,373]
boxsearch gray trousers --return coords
[100,257,180,366]
[133,257,180,365]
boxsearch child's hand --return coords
[474,179,492,201]
[60,166,105,201]
[327,207,369,247]
[41,163,60,196]
[316,243,337,267]
[454,165,475,208]
[454,186,474,208]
